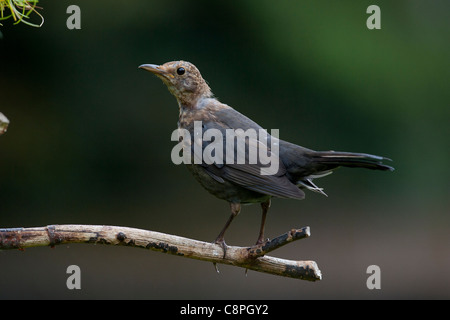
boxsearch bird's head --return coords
[139,61,212,107]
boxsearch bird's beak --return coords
[139,64,168,76]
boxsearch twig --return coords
[0,224,322,281]
[0,112,9,135]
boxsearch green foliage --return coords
[0,0,43,27]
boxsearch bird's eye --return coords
[177,67,185,75]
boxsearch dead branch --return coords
[0,224,322,281]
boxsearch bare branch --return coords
[247,227,310,258]
[0,224,322,281]
[0,112,9,135]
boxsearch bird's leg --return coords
[255,199,271,245]
[214,202,241,258]
[243,199,270,276]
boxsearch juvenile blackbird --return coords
[139,61,393,256]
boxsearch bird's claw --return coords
[255,237,269,246]
[213,262,220,274]
[214,238,228,259]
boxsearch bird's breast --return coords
[178,105,220,130]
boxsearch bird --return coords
[139,60,394,257]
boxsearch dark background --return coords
[0,0,449,299]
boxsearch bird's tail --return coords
[311,151,394,171]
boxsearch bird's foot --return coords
[255,239,264,246]
[214,238,228,259]
[248,237,270,258]
[255,237,269,246]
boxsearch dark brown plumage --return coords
[139,60,394,256]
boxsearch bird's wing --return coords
[188,108,304,200]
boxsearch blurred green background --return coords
[0,0,449,299]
